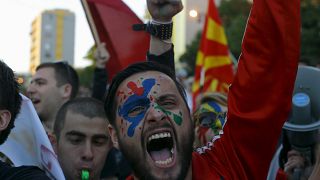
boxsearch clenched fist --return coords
[147,0,183,22]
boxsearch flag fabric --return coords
[192,0,234,110]
[84,0,150,81]
[0,94,65,180]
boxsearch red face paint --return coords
[197,127,210,145]
[127,81,144,96]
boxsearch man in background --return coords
[27,62,79,133]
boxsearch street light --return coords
[189,9,203,23]
[189,9,198,18]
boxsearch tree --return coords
[219,0,251,59]
[300,0,320,66]
[179,31,202,76]
[76,66,94,88]
[76,45,96,88]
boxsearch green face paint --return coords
[81,170,89,180]
[154,104,183,125]
[173,113,182,125]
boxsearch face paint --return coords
[114,71,195,180]
[194,101,226,146]
[154,104,183,126]
[118,78,156,137]
[202,101,222,113]
[197,126,210,145]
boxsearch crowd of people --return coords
[1,0,319,179]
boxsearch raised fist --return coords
[147,0,183,22]
[94,43,110,69]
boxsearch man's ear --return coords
[60,84,72,99]
[0,110,11,131]
[108,124,119,149]
[49,133,58,154]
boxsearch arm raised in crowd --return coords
[146,0,183,72]
[92,43,109,100]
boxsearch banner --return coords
[0,94,65,180]
[82,0,150,81]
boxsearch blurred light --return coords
[17,77,24,84]
[189,9,198,18]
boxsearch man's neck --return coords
[41,116,55,134]
[40,103,63,133]
[186,164,192,180]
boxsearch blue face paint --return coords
[118,78,156,137]
[206,101,225,127]
[207,101,222,112]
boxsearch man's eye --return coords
[160,100,176,108]
[35,81,45,86]
[93,139,108,146]
[68,137,82,145]
[128,106,146,117]
[199,116,214,127]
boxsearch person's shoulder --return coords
[13,165,51,180]
[0,161,50,180]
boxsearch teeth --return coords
[155,157,173,165]
[148,132,171,142]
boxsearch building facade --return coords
[30,9,75,74]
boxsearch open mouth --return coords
[30,98,40,105]
[147,132,175,167]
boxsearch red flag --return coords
[83,0,150,81]
[192,0,234,110]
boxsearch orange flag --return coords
[192,0,234,110]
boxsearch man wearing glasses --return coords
[27,62,79,134]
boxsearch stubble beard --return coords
[117,126,194,180]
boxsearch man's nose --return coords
[26,83,35,95]
[145,104,167,123]
[81,142,94,161]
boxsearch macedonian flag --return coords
[192,0,234,110]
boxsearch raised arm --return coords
[197,0,301,179]
[92,43,109,100]
[146,0,183,71]
[225,0,301,178]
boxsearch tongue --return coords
[150,148,171,162]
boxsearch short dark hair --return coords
[36,62,79,99]
[54,97,107,140]
[0,60,22,144]
[104,61,188,126]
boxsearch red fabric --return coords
[85,0,150,81]
[126,176,134,180]
[191,0,300,178]
[276,169,288,180]
[192,0,234,110]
